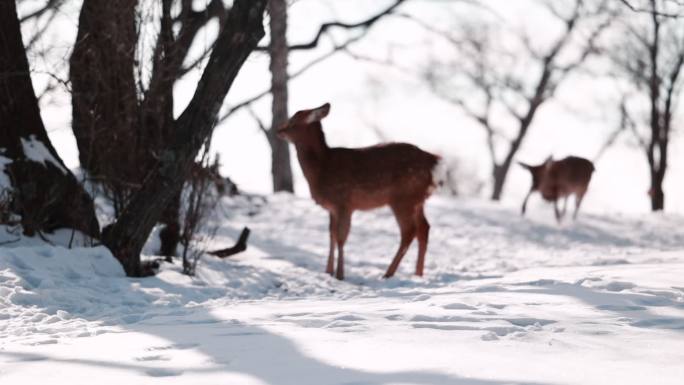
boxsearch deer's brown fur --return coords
[279,103,440,280]
[519,156,595,222]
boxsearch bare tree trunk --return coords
[645,0,667,212]
[490,100,541,201]
[267,0,294,193]
[490,165,506,201]
[148,0,181,258]
[101,0,267,276]
[0,0,99,238]
[650,170,665,211]
[159,188,181,260]
[70,0,141,187]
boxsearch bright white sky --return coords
[20,0,684,215]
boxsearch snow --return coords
[2,194,684,384]
[20,135,68,174]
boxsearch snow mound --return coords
[0,246,126,342]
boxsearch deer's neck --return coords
[294,128,329,188]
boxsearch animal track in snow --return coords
[135,354,171,362]
[145,368,183,377]
[407,310,556,341]
[275,311,369,331]
[146,342,199,351]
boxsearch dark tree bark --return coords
[70,0,141,192]
[102,0,268,276]
[147,0,181,258]
[159,189,181,260]
[70,0,235,257]
[267,0,294,193]
[69,0,227,257]
[0,0,99,238]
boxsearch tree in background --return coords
[266,0,294,193]
[0,0,99,238]
[420,0,613,200]
[612,0,684,211]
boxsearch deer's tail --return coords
[430,155,448,192]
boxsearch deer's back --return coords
[540,156,594,200]
[315,143,439,211]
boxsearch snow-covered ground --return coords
[2,194,684,384]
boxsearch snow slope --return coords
[1,195,684,384]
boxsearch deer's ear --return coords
[518,161,532,170]
[305,103,331,124]
[543,156,554,170]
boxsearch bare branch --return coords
[217,32,367,123]
[256,0,407,51]
[618,0,683,17]
[19,0,65,23]
[246,105,269,136]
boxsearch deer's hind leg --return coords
[415,205,430,277]
[560,196,569,218]
[554,200,563,224]
[573,189,587,220]
[384,203,417,279]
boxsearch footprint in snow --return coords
[14,355,49,362]
[603,281,637,292]
[146,343,199,351]
[596,304,647,311]
[630,317,684,329]
[135,355,170,362]
[411,294,431,302]
[442,303,477,310]
[145,368,183,377]
[481,331,499,341]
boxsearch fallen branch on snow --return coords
[208,227,250,258]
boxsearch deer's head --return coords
[278,103,330,144]
[519,156,553,191]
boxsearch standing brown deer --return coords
[519,156,594,223]
[278,103,441,280]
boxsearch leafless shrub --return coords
[179,148,222,276]
[0,188,18,227]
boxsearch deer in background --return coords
[519,156,595,223]
[278,103,441,280]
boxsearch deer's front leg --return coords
[326,213,337,276]
[554,200,563,224]
[335,210,352,280]
[521,190,533,215]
